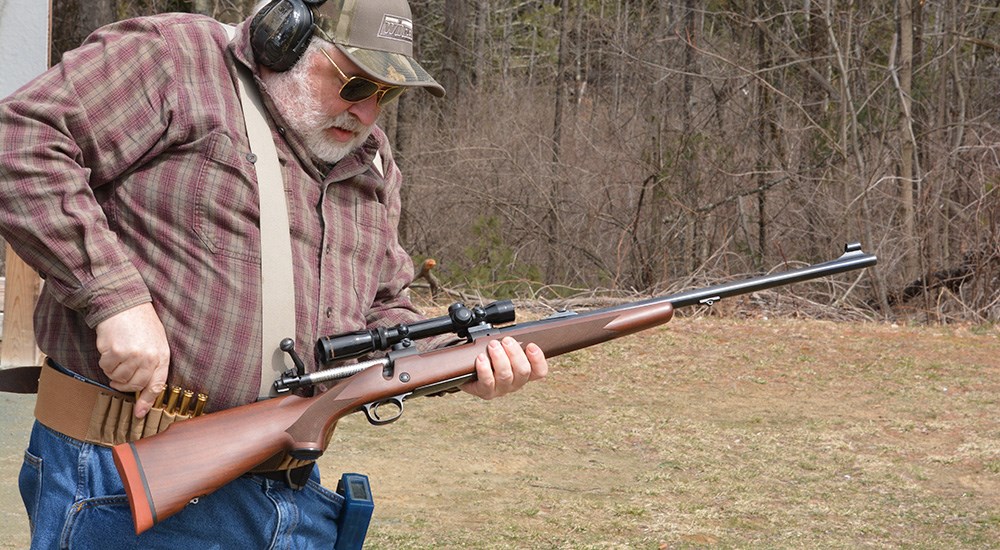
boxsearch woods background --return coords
[3,0,999,323]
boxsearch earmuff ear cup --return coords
[249,0,316,72]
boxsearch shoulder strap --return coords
[222,24,296,399]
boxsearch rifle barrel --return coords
[626,242,876,311]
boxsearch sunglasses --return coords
[317,46,406,106]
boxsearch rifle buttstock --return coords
[112,394,313,534]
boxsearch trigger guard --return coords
[362,396,405,425]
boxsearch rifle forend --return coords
[113,243,876,534]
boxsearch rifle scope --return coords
[316,300,515,364]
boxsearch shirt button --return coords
[325,307,334,318]
[246,153,258,163]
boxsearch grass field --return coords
[2,316,998,548]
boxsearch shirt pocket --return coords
[324,186,389,316]
[193,133,264,263]
[347,197,389,307]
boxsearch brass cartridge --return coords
[178,390,194,416]
[164,386,181,413]
[153,387,166,409]
[193,393,208,416]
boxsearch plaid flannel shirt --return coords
[0,14,421,411]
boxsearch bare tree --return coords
[32,0,1000,320]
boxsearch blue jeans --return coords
[19,421,344,549]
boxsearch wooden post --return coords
[0,0,52,367]
[1,248,42,366]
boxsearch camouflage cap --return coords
[313,0,445,97]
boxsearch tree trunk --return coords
[545,0,571,282]
[753,0,769,265]
[897,0,918,279]
[441,0,467,103]
[473,0,489,88]
[681,0,701,272]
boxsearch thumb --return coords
[133,363,168,419]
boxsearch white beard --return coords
[262,47,374,165]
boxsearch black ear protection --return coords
[250,0,328,72]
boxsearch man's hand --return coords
[95,302,170,418]
[462,337,548,400]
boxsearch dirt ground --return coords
[1,316,998,548]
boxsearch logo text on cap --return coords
[378,15,413,44]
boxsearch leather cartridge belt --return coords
[34,361,203,446]
[33,361,316,475]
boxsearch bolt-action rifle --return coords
[112,243,877,534]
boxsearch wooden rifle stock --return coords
[113,243,877,534]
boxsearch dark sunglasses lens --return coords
[378,87,406,105]
[340,78,379,102]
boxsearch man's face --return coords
[263,43,382,165]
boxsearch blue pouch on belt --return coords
[334,473,374,550]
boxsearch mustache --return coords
[328,112,368,133]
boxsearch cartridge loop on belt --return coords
[34,364,207,447]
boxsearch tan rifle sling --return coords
[223,24,296,399]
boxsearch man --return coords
[0,0,547,546]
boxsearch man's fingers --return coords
[106,359,151,392]
[135,356,168,418]
[94,303,171,418]
[502,337,532,390]
[525,342,548,381]
[134,378,166,419]
[466,349,496,399]
[461,338,549,400]
[487,339,514,390]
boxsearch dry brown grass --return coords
[324,317,1000,549]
